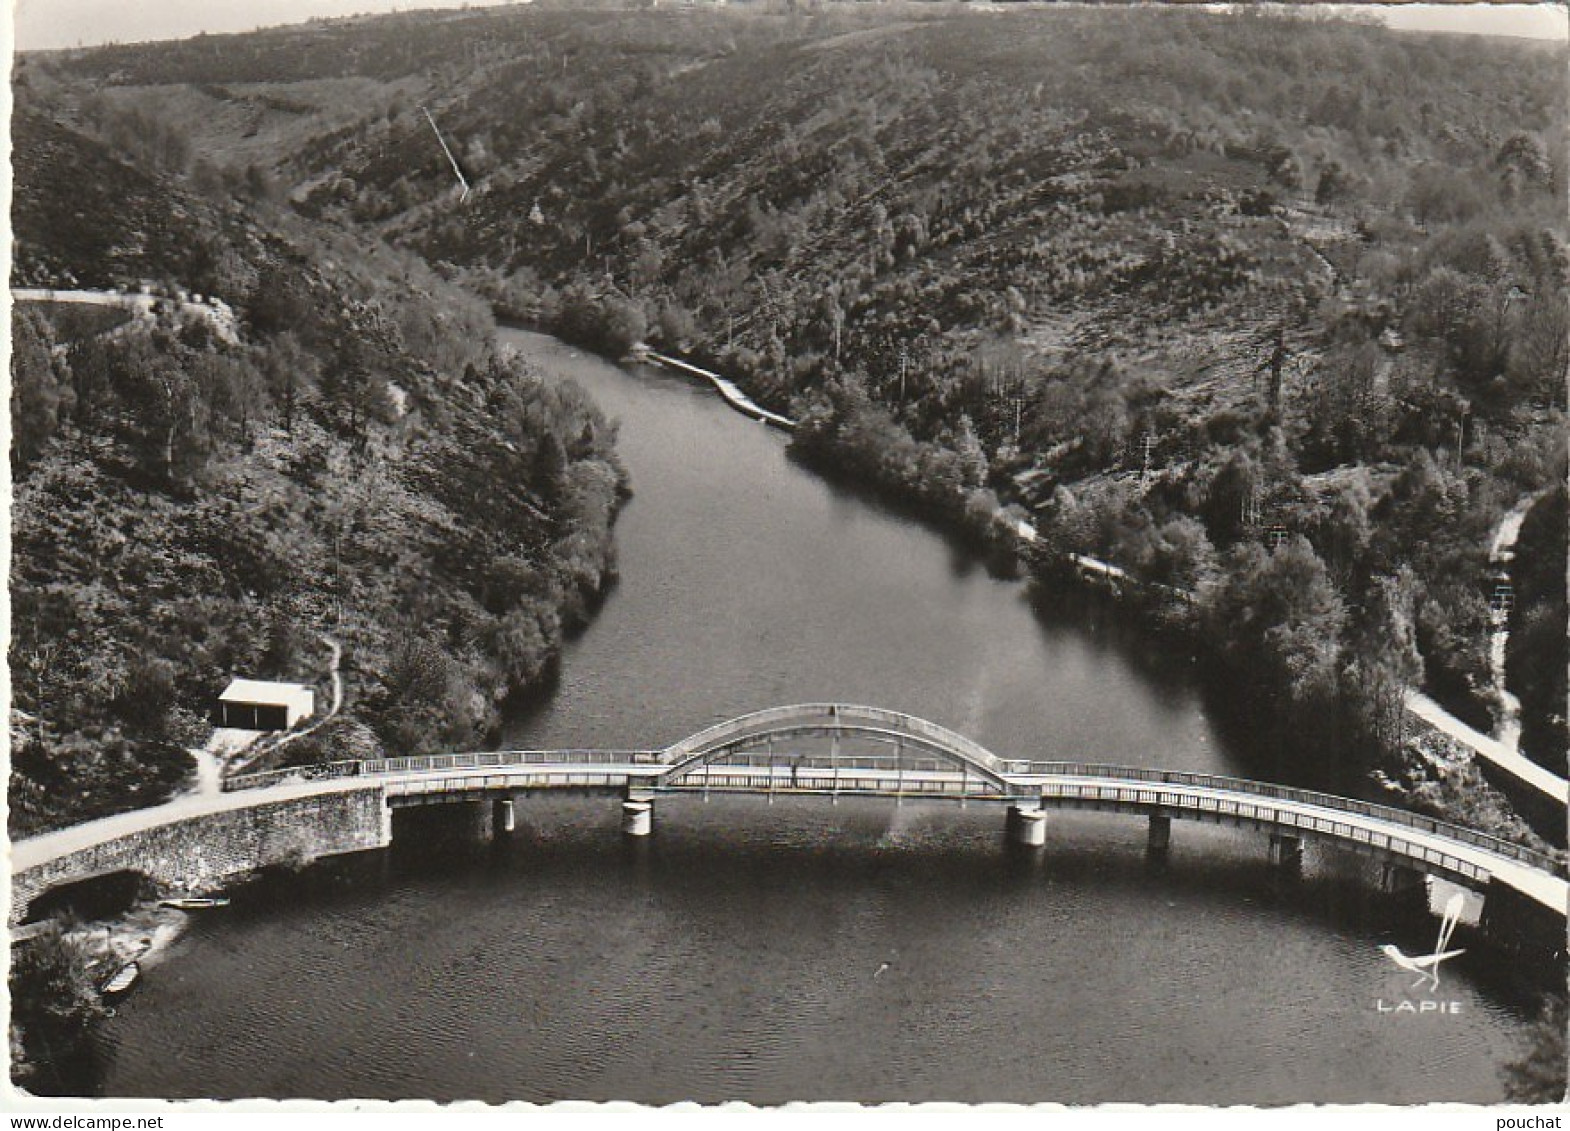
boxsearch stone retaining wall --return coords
[11,787,391,923]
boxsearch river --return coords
[92,330,1541,1104]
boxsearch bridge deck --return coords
[1021,773,1568,912]
[15,762,1567,920]
[372,762,1567,914]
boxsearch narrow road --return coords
[13,286,240,345]
[1487,493,1539,753]
[228,636,344,776]
[263,635,344,751]
[1404,689,1568,805]
[181,719,260,801]
[10,774,380,876]
[192,748,222,797]
[1016,484,1562,808]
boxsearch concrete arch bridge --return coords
[12,705,1567,949]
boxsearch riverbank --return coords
[11,306,627,838]
[8,900,189,1093]
[487,323,1561,853]
[639,349,798,430]
[27,322,1562,1106]
[73,901,189,980]
[632,340,1561,851]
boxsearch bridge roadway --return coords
[12,704,1568,924]
[359,761,1565,914]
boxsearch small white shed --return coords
[217,679,315,731]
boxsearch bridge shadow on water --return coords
[1021,578,1309,784]
[218,795,1559,1013]
[76,788,1553,1103]
[25,869,152,926]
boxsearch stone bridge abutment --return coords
[11,786,390,924]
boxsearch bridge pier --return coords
[1147,815,1172,858]
[1480,876,1566,958]
[493,797,516,838]
[1006,805,1047,848]
[1378,861,1424,895]
[1267,833,1302,870]
[622,801,653,838]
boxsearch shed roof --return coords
[220,678,314,705]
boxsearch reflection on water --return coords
[99,798,1533,1104]
[94,332,1543,1103]
[499,334,1229,775]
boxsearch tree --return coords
[1407,267,1505,389]
[1206,537,1347,733]
[1202,450,1261,547]
[1501,995,1567,1103]
[1299,344,1386,468]
[954,414,988,489]
[530,431,568,504]
[190,348,269,443]
[374,636,482,753]
[1494,132,1553,197]
[262,331,320,433]
[114,340,211,487]
[488,603,560,687]
[1341,569,1423,756]
[11,309,75,473]
[655,300,697,349]
[1405,164,1486,227]
[248,263,317,340]
[323,337,387,451]
[1318,470,1376,582]
[1314,161,1349,206]
[111,643,198,742]
[1148,515,1217,592]
[1506,291,1570,402]
[555,287,646,357]
[9,926,108,1093]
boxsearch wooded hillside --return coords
[9,98,626,837]
[17,1,1568,817]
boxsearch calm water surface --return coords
[95,331,1538,1103]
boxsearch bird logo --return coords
[1379,892,1467,993]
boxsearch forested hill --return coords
[15,4,1568,824]
[8,99,626,837]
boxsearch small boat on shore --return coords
[100,961,140,997]
[159,896,230,911]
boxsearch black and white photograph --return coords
[5,0,1568,1114]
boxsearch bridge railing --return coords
[364,750,661,774]
[218,746,1563,878]
[386,771,635,797]
[1019,762,1565,876]
[1042,782,1497,883]
[664,704,1010,775]
[667,768,1001,799]
[221,750,661,792]
[222,760,366,791]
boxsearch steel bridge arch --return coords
[656,703,1016,792]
